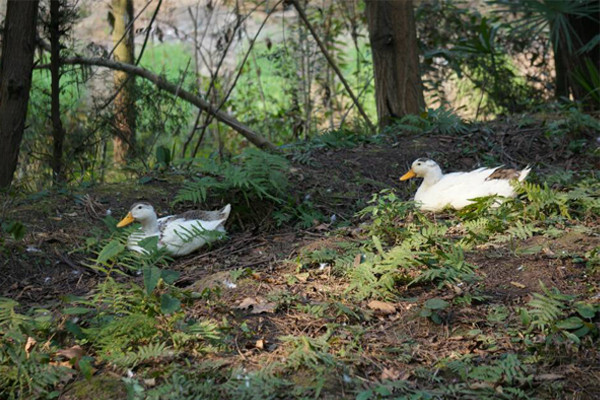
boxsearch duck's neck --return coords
[420,165,444,187]
[139,215,160,235]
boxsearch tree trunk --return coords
[0,0,40,188]
[50,0,66,183]
[365,0,425,128]
[553,1,599,110]
[111,0,136,163]
[567,3,599,109]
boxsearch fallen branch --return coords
[35,56,279,152]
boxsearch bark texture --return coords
[0,0,40,187]
[111,0,136,163]
[366,0,425,128]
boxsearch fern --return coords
[175,148,289,205]
[523,283,571,333]
[522,182,570,219]
[85,312,159,357]
[280,332,336,370]
[107,342,175,369]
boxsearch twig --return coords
[290,0,375,132]
[189,0,281,160]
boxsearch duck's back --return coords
[158,204,231,256]
[415,167,519,211]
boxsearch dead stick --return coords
[36,57,279,152]
[291,0,375,132]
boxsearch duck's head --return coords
[117,202,156,227]
[400,158,440,181]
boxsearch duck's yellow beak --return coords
[117,212,135,228]
[400,169,416,181]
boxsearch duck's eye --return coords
[416,163,421,166]
[137,206,142,210]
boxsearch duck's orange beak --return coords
[117,212,135,228]
[400,169,416,181]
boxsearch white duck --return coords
[400,158,531,211]
[116,202,231,256]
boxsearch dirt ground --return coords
[1,118,599,398]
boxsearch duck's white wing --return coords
[126,229,159,254]
[157,204,231,256]
[417,167,518,211]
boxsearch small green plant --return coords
[175,148,289,205]
[1,221,26,241]
[0,298,69,399]
[419,298,450,324]
[357,189,420,243]
[520,282,599,345]
[387,107,469,135]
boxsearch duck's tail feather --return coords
[219,204,232,221]
[518,166,532,182]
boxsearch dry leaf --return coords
[25,337,36,358]
[295,272,309,282]
[367,300,396,315]
[255,339,265,350]
[381,367,402,381]
[353,254,362,267]
[510,281,526,289]
[235,297,276,314]
[236,297,258,309]
[535,373,564,381]
[314,223,330,231]
[56,345,85,361]
[251,302,276,314]
[50,360,74,368]
[144,378,157,387]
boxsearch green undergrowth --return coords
[1,111,599,399]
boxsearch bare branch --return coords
[290,0,375,132]
[36,56,278,152]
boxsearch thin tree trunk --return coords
[366,0,425,128]
[50,0,66,183]
[291,0,375,132]
[0,0,40,188]
[111,0,136,163]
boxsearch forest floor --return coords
[1,114,599,399]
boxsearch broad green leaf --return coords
[572,325,590,338]
[5,221,26,241]
[575,302,596,319]
[65,320,84,339]
[79,356,95,380]
[143,266,162,294]
[138,176,153,184]
[161,269,180,285]
[431,313,443,325]
[139,236,159,252]
[62,307,93,315]
[562,330,581,345]
[356,390,373,400]
[160,293,181,314]
[97,240,124,264]
[555,316,584,330]
[425,298,449,310]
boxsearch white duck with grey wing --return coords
[117,203,231,256]
[401,159,531,211]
